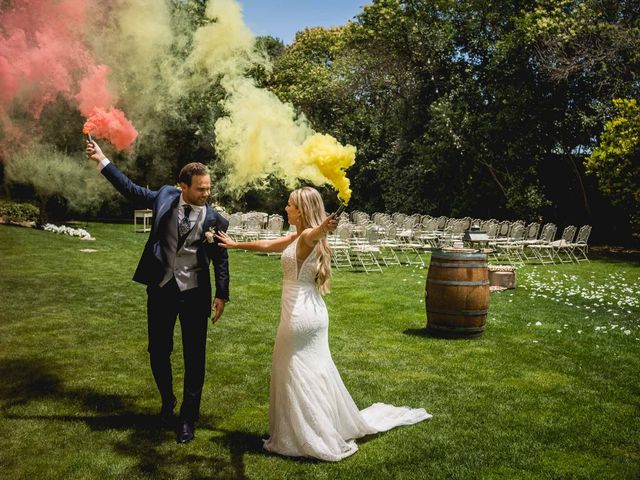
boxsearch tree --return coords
[512,0,639,233]
[585,98,640,238]
[169,0,640,243]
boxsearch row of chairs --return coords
[227,212,284,242]
[328,222,426,273]
[351,213,524,249]
[331,214,592,270]
[220,210,592,272]
[347,212,593,260]
[490,224,592,266]
[221,210,427,273]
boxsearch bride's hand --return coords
[320,214,338,234]
[215,230,237,249]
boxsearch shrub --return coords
[0,199,40,223]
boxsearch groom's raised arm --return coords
[86,140,157,208]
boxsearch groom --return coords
[86,140,230,443]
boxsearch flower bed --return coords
[41,223,95,240]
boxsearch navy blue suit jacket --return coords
[101,162,230,304]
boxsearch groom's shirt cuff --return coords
[97,158,111,171]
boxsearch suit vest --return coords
[159,204,204,291]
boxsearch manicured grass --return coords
[0,222,639,479]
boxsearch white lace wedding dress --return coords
[263,238,431,461]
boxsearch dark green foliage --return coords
[37,95,86,156]
[268,0,639,244]
[0,199,39,223]
[585,99,640,239]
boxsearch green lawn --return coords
[0,222,638,479]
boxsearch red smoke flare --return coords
[83,107,138,152]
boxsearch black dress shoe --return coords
[159,398,177,427]
[176,420,195,443]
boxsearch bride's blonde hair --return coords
[290,187,332,294]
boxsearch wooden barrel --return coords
[425,250,490,338]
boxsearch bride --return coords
[215,187,430,461]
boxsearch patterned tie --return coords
[178,204,192,239]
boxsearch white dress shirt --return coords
[177,196,205,232]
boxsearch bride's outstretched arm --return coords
[215,230,296,253]
[300,213,338,247]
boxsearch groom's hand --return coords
[212,298,226,323]
[86,140,107,164]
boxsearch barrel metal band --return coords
[427,307,489,316]
[429,262,488,268]
[427,279,490,286]
[432,252,487,261]
[427,324,485,333]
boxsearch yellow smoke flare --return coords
[299,133,355,204]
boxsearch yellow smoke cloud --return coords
[299,134,355,204]
[114,0,173,66]
[191,0,356,204]
[190,0,258,77]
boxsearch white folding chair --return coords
[528,223,558,264]
[350,226,383,273]
[329,224,353,270]
[570,225,592,262]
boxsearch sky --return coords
[238,0,369,44]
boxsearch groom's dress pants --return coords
[146,277,209,422]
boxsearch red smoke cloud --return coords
[76,64,114,117]
[0,0,89,118]
[0,0,137,153]
[78,65,138,151]
[83,107,138,152]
